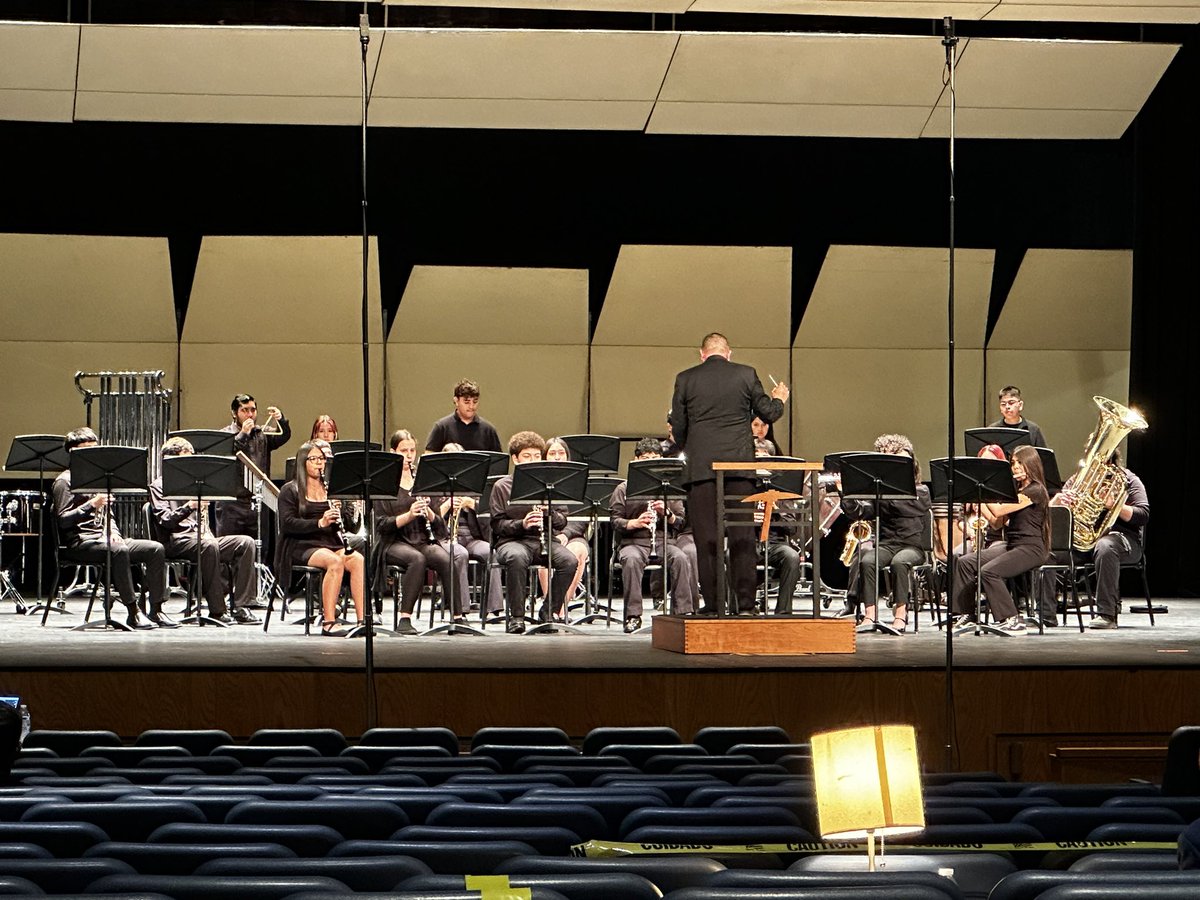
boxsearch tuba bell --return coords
[1068,396,1148,551]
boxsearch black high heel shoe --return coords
[320,619,347,638]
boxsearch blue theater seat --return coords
[358,728,460,756]
[87,873,352,899]
[84,840,296,874]
[693,726,791,756]
[582,726,681,757]
[496,855,729,894]
[398,871,664,900]
[330,839,538,874]
[21,800,206,842]
[0,858,135,892]
[394,825,580,856]
[195,855,433,890]
[149,822,344,857]
[248,729,348,756]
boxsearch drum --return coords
[0,490,42,535]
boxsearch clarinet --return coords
[321,471,353,553]
[409,459,436,544]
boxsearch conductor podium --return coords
[651,459,856,656]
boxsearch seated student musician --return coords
[276,441,367,637]
[610,437,697,633]
[310,438,366,554]
[841,433,932,635]
[52,427,168,630]
[951,444,1050,635]
[440,442,504,618]
[754,438,802,615]
[149,436,258,625]
[489,431,578,634]
[538,437,590,619]
[374,430,471,635]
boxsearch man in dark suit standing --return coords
[670,333,789,613]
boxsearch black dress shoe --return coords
[125,610,157,630]
[149,611,181,629]
[396,618,419,635]
[214,612,236,625]
[244,600,269,610]
[505,619,526,635]
[233,608,261,625]
[623,616,642,633]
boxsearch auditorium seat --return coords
[187,784,324,801]
[496,854,728,894]
[470,727,571,749]
[302,774,430,790]
[309,790,476,825]
[91,767,207,784]
[600,744,707,770]
[693,726,791,755]
[15,757,116,777]
[22,800,207,842]
[726,743,812,764]
[595,776,720,804]
[212,746,322,767]
[195,855,432,890]
[281,891,571,900]
[22,730,122,757]
[1085,821,1186,842]
[1102,795,1200,820]
[0,841,53,859]
[618,805,802,839]
[149,822,344,857]
[225,799,411,841]
[911,822,1044,845]
[358,728,460,756]
[164,774,274,787]
[84,840,297,874]
[989,871,1200,900]
[139,755,242,775]
[0,857,136,892]
[80,746,192,766]
[521,764,641,787]
[135,729,233,755]
[248,728,348,757]
[513,754,630,772]
[330,839,538,874]
[792,852,1016,900]
[623,824,813,845]
[0,875,42,895]
[925,796,1060,823]
[0,821,110,857]
[379,767,499,787]
[394,824,580,856]
[1019,783,1162,806]
[470,744,580,772]
[238,767,336,785]
[704,869,965,900]
[659,887,955,899]
[1009,805,1184,839]
[671,762,788,781]
[341,746,454,772]
[87,873,352,899]
[0,794,70,821]
[1067,852,1178,872]
[582,726,682,757]
[398,871,664,900]
[426,801,606,840]
[513,790,670,835]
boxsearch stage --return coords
[0,596,1197,784]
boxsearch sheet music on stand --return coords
[236,451,279,513]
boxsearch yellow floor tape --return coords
[572,839,1180,858]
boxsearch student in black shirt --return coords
[952,444,1050,635]
[989,385,1048,448]
[218,393,291,540]
[424,379,502,453]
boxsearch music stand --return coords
[571,475,624,627]
[930,457,1019,638]
[328,450,403,638]
[626,457,687,631]
[169,430,234,457]
[410,451,493,637]
[755,456,807,616]
[235,450,282,613]
[964,427,1032,459]
[328,440,382,456]
[5,435,70,614]
[68,445,148,632]
[478,452,510,478]
[560,435,620,474]
[163,454,240,627]
[839,453,918,637]
[510,460,589,635]
[1035,447,1064,495]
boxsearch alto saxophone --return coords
[839,520,872,566]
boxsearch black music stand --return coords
[329,450,403,639]
[572,475,624,627]
[5,435,70,615]
[627,457,687,631]
[411,452,493,637]
[964,427,1032,459]
[930,457,1019,638]
[1035,447,1064,496]
[168,430,234,457]
[478,452,510,477]
[510,460,589,635]
[839,452,918,637]
[163,454,240,627]
[328,440,382,456]
[560,435,620,474]
[68,446,148,632]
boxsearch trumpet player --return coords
[276,442,366,637]
[489,431,577,634]
[374,430,471,635]
[1044,448,1149,630]
[610,438,696,633]
[149,437,257,625]
[218,393,290,542]
[840,434,931,635]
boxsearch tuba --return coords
[1069,396,1148,551]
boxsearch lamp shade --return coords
[811,724,925,840]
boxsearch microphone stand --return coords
[942,15,959,772]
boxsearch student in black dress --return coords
[841,433,931,635]
[374,430,471,635]
[951,444,1050,635]
[276,441,367,637]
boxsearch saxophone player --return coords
[149,437,258,624]
[1045,448,1149,630]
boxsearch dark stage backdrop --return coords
[0,34,1195,594]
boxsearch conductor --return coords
[670,332,789,614]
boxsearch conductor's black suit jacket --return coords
[670,355,784,486]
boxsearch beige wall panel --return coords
[790,347,984,465]
[991,249,1131,350]
[0,342,177,480]
[0,23,80,123]
[387,0,690,10]
[386,344,588,448]
[78,93,364,127]
[594,246,791,348]
[693,0,995,15]
[184,237,382,344]
[647,101,930,138]
[922,106,1140,140]
[796,246,993,350]
[985,350,1131,461]
[393,267,588,345]
[1,234,175,342]
[988,6,1200,24]
[591,346,792,453]
[178,343,384,478]
[369,97,655,131]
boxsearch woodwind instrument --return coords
[646,501,662,569]
[839,520,872,566]
[320,471,353,553]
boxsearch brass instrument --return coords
[840,520,872,566]
[448,498,465,541]
[1069,396,1148,551]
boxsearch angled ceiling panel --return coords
[594,245,792,348]
[75,25,375,125]
[987,3,1200,24]
[184,236,382,343]
[0,23,80,123]
[693,0,996,15]
[368,29,677,130]
[387,0,690,9]
[923,38,1179,139]
[795,245,994,349]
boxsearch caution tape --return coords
[571,839,1180,858]
[463,875,532,899]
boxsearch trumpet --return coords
[839,520,872,566]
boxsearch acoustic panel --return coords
[987,3,1200,24]
[0,234,175,343]
[791,347,985,464]
[385,343,589,451]
[990,249,1132,351]
[0,22,79,123]
[386,0,691,11]
[696,0,1200,22]
[796,246,993,350]
[593,245,792,348]
[184,236,382,344]
[178,343,385,479]
[590,346,791,452]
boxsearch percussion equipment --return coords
[0,490,41,535]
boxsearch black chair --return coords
[84,839,297,874]
[661,887,956,900]
[0,821,110,857]
[81,745,192,766]
[0,858,136,893]
[342,746,454,772]
[87,873,352,899]
[619,805,801,840]
[1018,783,1162,805]
[22,730,121,757]
[265,756,369,774]
[989,871,1200,900]
[395,824,580,856]
[427,801,606,841]
[264,564,323,634]
[135,729,234,756]
[0,842,53,859]
[195,855,433,890]
[225,799,410,841]
[582,726,681,757]
[602,744,707,770]
[1033,506,1088,632]
[329,838,538,874]
[521,765,641,788]
[1162,726,1200,796]
[0,875,42,895]
[623,824,812,845]
[212,745,322,767]
[596,776,722,805]
[693,726,791,756]
[706,870,965,899]
[471,727,572,749]
[248,728,348,756]
[1068,851,1177,872]
[514,791,669,837]
[186,784,324,801]
[338,789,495,825]
[471,744,580,773]
[140,754,242,775]
[149,822,344,857]
[792,852,1016,900]
[21,799,207,842]
[497,855,729,894]
[359,728,461,756]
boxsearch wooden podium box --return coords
[651,614,856,656]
